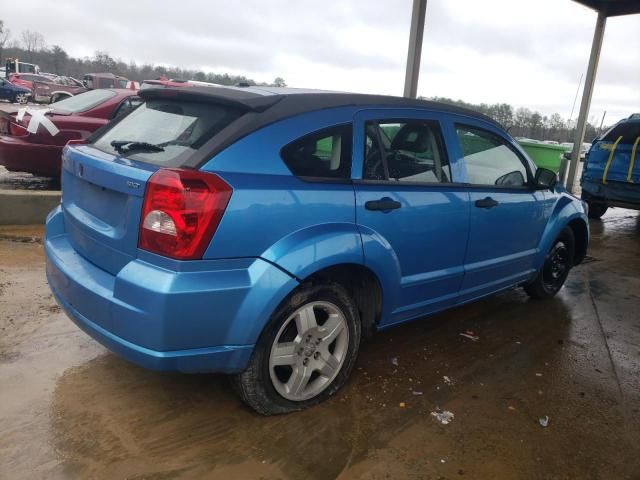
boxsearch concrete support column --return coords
[565,10,607,193]
[403,0,427,99]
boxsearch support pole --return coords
[565,10,606,193]
[403,0,427,99]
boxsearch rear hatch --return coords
[62,146,153,274]
[585,120,640,184]
[60,87,276,274]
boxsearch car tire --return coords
[13,93,29,104]
[232,282,361,415]
[587,202,608,219]
[524,226,575,300]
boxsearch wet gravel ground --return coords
[0,166,60,190]
[0,209,639,479]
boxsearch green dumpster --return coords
[517,140,571,173]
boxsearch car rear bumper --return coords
[582,179,640,210]
[45,205,298,373]
[49,284,254,372]
[0,135,62,177]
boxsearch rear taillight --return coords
[138,169,232,260]
[9,122,28,137]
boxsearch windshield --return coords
[52,89,117,113]
[601,122,640,144]
[91,99,243,167]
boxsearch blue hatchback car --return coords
[45,86,589,414]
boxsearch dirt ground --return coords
[1,210,639,480]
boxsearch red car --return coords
[32,76,86,104]
[0,89,142,177]
[8,73,52,91]
[140,76,193,89]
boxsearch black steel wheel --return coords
[524,227,575,299]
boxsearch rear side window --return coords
[456,124,529,187]
[111,97,143,119]
[91,99,243,167]
[281,124,352,179]
[364,120,450,183]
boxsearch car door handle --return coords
[475,197,499,209]
[365,198,402,212]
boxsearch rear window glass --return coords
[98,77,114,89]
[601,122,640,144]
[51,89,117,113]
[91,99,242,167]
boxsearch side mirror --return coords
[534,168,558,190]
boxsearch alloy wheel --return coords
[269,301,349,401]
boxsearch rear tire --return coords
[587,202,608,219]
[232,282,361,415]
[524,227,575,300]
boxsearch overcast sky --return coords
[2,0,639,122]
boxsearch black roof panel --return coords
[140,86,502,169]
[573,0,640,16]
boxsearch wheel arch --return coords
[567,217,589,265]
[536,194,589,268]
[302,263,383,337]
[257,223,399,336]
[49,91,73,103]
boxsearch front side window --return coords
[456,125,529,187]
[281,124,352,179]
[364,120,450,183]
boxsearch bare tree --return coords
[21,29,45,62]
[0,20,10,68]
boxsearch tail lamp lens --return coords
[138,169,232,260]
[9,122,28,136]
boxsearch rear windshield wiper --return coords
[110,140,165,154]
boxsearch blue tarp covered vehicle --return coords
[581,114,640,218]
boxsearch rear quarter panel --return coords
[200,106,362,270]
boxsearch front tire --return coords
[587,202,608,219]
[13,93,29,104]
[233,282,361,415]
[524,227,575,299]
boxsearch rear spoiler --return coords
[138,86,283,113]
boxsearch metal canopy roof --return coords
[401,0,639,192]
[573,0,640,17]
